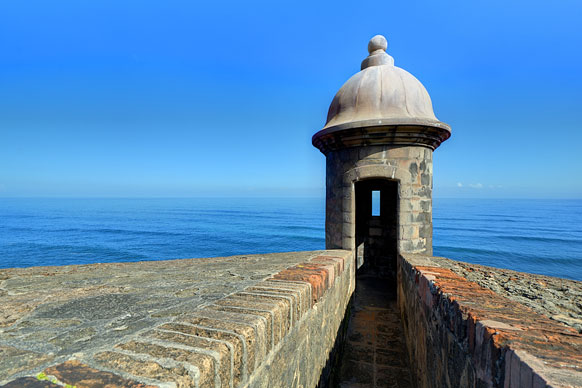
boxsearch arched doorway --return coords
[355,179,399,290]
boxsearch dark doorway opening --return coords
[333,180,411,387]
[355,179,398,291]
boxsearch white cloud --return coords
[469,183,483,189]
[457,182,463,187]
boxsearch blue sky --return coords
[0,0,581,198]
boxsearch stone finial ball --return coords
[368,35,388,53]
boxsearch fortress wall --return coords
[398,253,582,388]
[0,250,355,388]
[3,248,581,388]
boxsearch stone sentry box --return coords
[312,35,451,280]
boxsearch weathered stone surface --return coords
[245,252,355,388]
[3,238,578,388]
[244,287,301,325]
[93,351,195,388]
[336,276,413,388]
[215,295,286,346]
[118,340,216,387]
[180,314,262,375]
[259,279,312,317]
[159,322,246,386]
[145,329,233,388]
[0,377,60,388]
[435,257,582,333]
[273,264,330,303]
[0,251,353,386]
[399,253,582,388]
[0,346,55,380]
[44,360,156,388]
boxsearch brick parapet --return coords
[1,250,354,388]
[399,253,582,388]
[434,258,582,333]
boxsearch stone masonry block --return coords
[142,330,232,388]
[358,145,387,160]
[115,340,211,388]
[342,235,355,250]
[183,310,268,373]
[384,146,421,159]
[202,304,275,354]
[273,265,331,304]
[342,222,354,239]
[341,197,353,214]
[94,351,199,387]
[232,292,292,340]
[298,263,336,289]
[158,322,246,387]
[245,288,299,324]
[342,211,353,223]
[260,279,312,317]
[311,256,344,276]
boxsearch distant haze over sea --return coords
[0,198,580,281]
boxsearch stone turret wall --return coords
[325,145,433,254]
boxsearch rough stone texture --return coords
[0,346,55,380]
[245,252,355,388]
[3,245,579,388]
[434,257,582,333]
[325,145,434,254]
[1,378,60,388]
[0,250,354,388]
[398,253,582,388]
[336,276,413,388]
[46,360,157,388]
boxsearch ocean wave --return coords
[494,235,582,245]
[435,226,500,234]
[2,242,151,267]
[434,245,582,265]
[3,227,191,238]
[278,225,324,232]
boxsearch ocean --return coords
[0,198,581,281]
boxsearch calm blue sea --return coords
[0,198,581,281]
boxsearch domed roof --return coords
[313,35,451,154]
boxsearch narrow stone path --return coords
[336,275,414,388]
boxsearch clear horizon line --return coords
[1,195,581,201]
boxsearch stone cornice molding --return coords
[313,118,451,155]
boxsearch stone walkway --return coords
[336,275,413,388]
